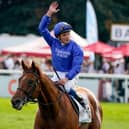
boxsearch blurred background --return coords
[1,0,129,129]
[0,0,129,40]
[1,0,129,103]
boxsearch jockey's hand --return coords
[47,1,59,17]
[58,78,68,86]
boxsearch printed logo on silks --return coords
[55,48,71,58]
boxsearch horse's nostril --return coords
[11,98,22,108]
[15,99,21,104]
[12,99,19,105]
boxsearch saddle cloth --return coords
[72,93,92,124]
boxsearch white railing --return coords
[79,73,129,103]
[0,69,22,74]
[0,69,129,103]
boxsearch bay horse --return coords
[11,61,103,129]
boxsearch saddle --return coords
[54,82,92,123]
[54,81,79,115]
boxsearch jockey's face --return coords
[58,31,71,44]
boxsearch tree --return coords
[0,0,85,37]
[92,0,129,42]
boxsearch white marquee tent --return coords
[1,31,89,58]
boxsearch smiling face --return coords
[58,31,71,44]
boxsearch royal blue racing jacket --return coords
[38,15,84,80]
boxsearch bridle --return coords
[17,71,63,106]
[17,71,40,103]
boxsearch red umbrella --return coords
[84,41,114,54]
[102,48,123,61]
[116,44,129,56]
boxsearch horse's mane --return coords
[21,60,58,94]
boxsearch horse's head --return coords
[11,60,41,110]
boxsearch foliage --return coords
[0,0,129,41]
[0,0,48,35]
[92,0,129,42]
[0,0,85,37]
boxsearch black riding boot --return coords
[69,89,85,108]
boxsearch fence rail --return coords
[0,69,129,103]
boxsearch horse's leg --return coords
[88,113,102,129]
[88,105,102,129]
[88,119,101,129]
[80,123,89,129]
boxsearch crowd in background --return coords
[0,54,129,103]
[81,57,129,75]
[1,54,129,75]
[1,54,129,81]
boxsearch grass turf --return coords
[0,98,129,129]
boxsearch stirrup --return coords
[76,96,85,109]
[79,99,86,109]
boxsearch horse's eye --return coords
[27,80,34,86]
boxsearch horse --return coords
[11,60,103,129]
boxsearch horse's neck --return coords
[38,74,60,118]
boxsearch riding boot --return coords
[69,89,85,108]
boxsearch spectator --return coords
[44,58,53,72]
[3,54,14,69]
[102,59,110,73]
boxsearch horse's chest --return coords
[42,116,76,129]
[42,120,64,129]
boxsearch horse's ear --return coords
[31,61,40,75]
[21,60,28,71]
[32,61,36,69]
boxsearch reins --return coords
[53,67,67,93]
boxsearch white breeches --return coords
[51,71,78,92]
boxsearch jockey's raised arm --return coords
[46,1,60,17]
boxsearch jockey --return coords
[38,1,85,108]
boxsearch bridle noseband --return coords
[17,71,63,106]
[17,71,40,103]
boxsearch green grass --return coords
[102,102,129,129]
[0,98,129,129]
[0,98,37,129]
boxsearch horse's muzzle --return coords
[11,97,27,110]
